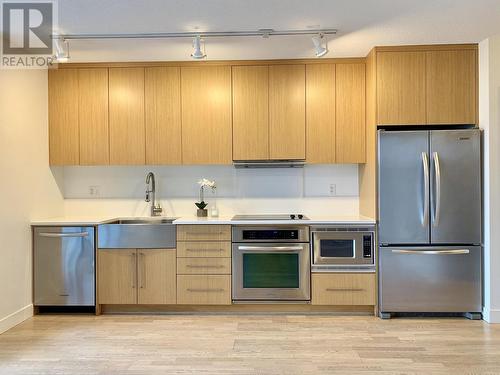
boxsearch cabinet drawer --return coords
[177,258,231,275]
[177,225,231,241]
[176,241,231,258]
[312,273,375,306]
[177,275,231,305]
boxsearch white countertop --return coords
[31,214,375,226]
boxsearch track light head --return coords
[312,34,328,58]
[191,35,206,59]
[54,38,70,62]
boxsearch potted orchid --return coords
[196,178,216,217]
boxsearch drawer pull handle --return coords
[185,232,224,236]
[186,249,223,252]
[186,265,225,269]
[326,288,364,292]
[187,288,225,293]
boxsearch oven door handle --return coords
[236,245,305,252]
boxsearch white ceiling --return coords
[58,0,500,61]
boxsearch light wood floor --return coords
[1,314,500,374]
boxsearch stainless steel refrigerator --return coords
[378,129,482,319]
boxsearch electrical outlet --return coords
[329,183,337,196]
[89,185,100,197]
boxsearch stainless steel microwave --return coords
[311,225,375,271]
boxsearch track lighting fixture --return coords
[311,34,328,58]
[54,38,70,62]
[191,35,206,59]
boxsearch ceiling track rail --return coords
[54,28,338,40]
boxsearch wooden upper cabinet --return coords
[306,64,335,163]
[145,67,182,164]
[336,64,366,163]
[78,68,109,165]
[48,69,79,165]
[426,49,477,125]
[108,67,145,165]
[181,66,232,164]
[376,51,426,125]
[232,65,269,161]
[269,65,306,160]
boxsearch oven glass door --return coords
[232,243,310,301]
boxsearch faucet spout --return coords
[145,172,163,217]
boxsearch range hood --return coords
[233,160,305,168]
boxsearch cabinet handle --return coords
[326,288,364,292]
[186,248,223,252]
[186,265,225,269]
[185,232,224,236]
[139,252,145,289]
[187,288,225,293]
[131,253,136,289]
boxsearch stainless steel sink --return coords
[98,217,177,249]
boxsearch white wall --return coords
[479,35,500,323]
[0,70,64,333]
[60,164,360,217]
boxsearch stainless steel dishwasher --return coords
[33,226,95,306]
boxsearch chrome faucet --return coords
[145,172,163,217]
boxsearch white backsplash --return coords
[56,164,360,217]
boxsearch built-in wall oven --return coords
[232,226,310,302]
[311,225,375,272]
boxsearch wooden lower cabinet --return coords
[98,248,176,305]
[137,249,176,304]
[177,275,231,305]
[311,273,376,306]
[98,249,137,304]
[177,258,231,275]
[177,225,232,242]
[176,241,231,258]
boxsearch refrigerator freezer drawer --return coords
[379,246,481,313]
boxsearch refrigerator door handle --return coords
[421,152,430,227]
[391,249,469,255]
[432,152,441,226]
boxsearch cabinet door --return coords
[336,64,366,163]
[145,67,182,164]
[109,67,145,165]
[269,65,306,160]
[426,50,477,125]
[181,66,232,164]
[377,51,426,125]
[137,249,176,304]
[48,69,79,165]
[306,64,335,163]
[78,68,109,165]
[98,249,137,304]
[232,65,269,161]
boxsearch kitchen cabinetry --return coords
[176,225,231,305]
[269,65,306,160]
[426,49,477,124]
[306,64,336,163]
[98,248,176,305]
[181,66,232,164]
[145,67,182,164]
[78,68,109,165]
[108,67,145,165]
[376,51,427,125]
[311,273,376,305]
[376,47,477,126]
[232,65,269,161]
[48,69,79,165]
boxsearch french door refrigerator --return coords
[378,129,482,319]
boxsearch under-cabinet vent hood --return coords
[233,160,305,168]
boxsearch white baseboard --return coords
[482,307,500,323]
[0,305,33,334]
